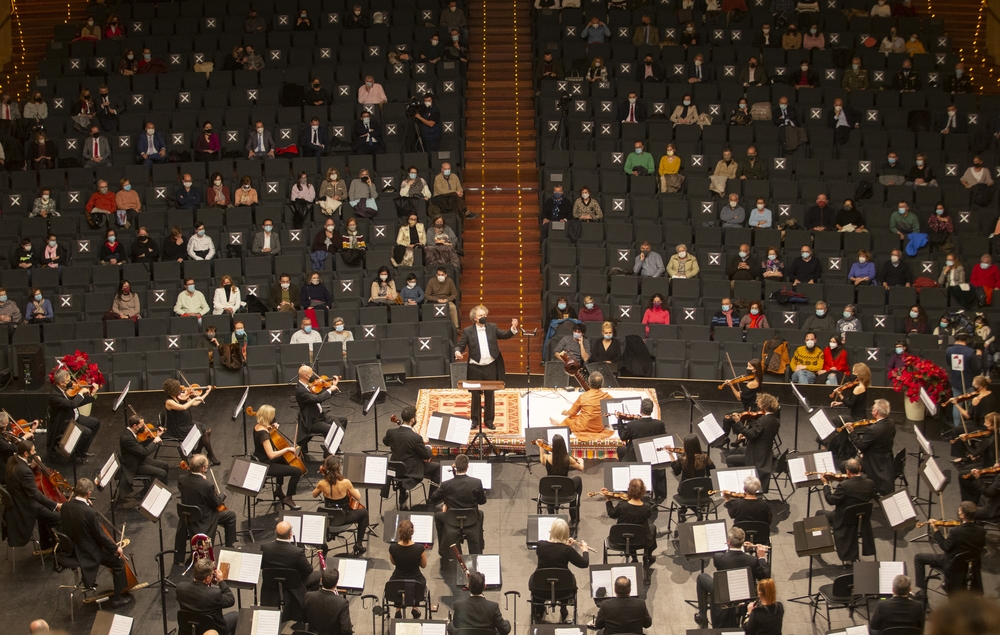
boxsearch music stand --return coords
[234,606,281,635]
[531,627,587,635]
[458,380,504,459]
[441,461,493,490]
[58,419,83,485]
[526,513,570,549]
[603,462,653,493]
[232,386,250,457]
[911,457,949,543]
[711,467,758,496]
[90,611,134,635]
[790,382,816,452]
[712,566,756,606]
[911,424,935,507]
[217,548,263,608]
[824,625,869,635]
[880,489,918,559]
[94,452,121,526]
[226,457,269,542]
[179,424,203,460]
[852,560,906,597]
[327,557,369,596]
[695,413,726,451]
[389,620,449,635]
[139,479,175,635]
[279,510,329,546]
[383,511,436,546]
[362,386,382,455]
[787,514,835,609]
[111,380,130,429]
[589,563,645,600]
[324,421,345,456]
[677,520,729,573]
[426,411,473,448]
[786,451,836,515]
[682,385,709,435]
[632,434,682,467]
[453,554,503,590]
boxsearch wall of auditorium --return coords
[989,0,1000,66]
[0,0,10,71]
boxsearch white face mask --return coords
[281,283,290,290]
[437,275,446,282]
[858,257,866,263]
[756,203,764,210]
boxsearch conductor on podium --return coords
[454,304,518,430]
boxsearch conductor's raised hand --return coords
[511,318,518,331]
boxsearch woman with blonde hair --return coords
[530,518,589,622]
[742,578,783,635]
[317,167,347,217]
[212,274,243,315]
[252,404,302,510]
[658,142,684,193]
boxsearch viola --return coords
[554,351,589,391]
[945,391,978,406]
[915,519,961,528]
[136,422,164,443]
[31,455,71,503]
[246,406,307,474]
[2,410,40,439]
[65,381,92,398]
[835,418,877,433]
[613,412,642,421]
[656,446,685,454]
[962,465,1000,480]
[736,410,765,422]
[708,489,746,498]
[533,438,553,452]
[309,375,340,394]
[830,379,860,399]
[587,490,629,501]
[804,470,849,480]
[951,429,992,444]
[719,374,755,390]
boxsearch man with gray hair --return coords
[723,475,772,525]
[48,368,101,460]
[846,398,896,495]
[815,458,875,562]
[455,305,519,430]
[694,526,770,628]
[868,574,924,634]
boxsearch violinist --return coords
[951,375,999,458]
[814,459,875,562]
[724,476,772,526]
[725,393,780,493]
[295,365,346,447]
[537,435,584,523]
[119,414,168,498]
[163,379,219,465]
[958,412,998,504]
[382,406,440,506]
[824,363,871,468]
[311,455,368,556]
[47,369,101,463]
[848,399,896,495]
[617,398,667,501]
[671,434,715,523]
[722,360,764,448]
[252,404,303,510]
[912,501,986,598]
[177,454,237,552]
[3,440,60,553]
[60,478,132,609]
[601,478,657,571]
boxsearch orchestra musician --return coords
[825,363,871,468]
[430,453,487,558]
[537,434,584,524]
[0,411,36,481]
[163,379,218,465]
[912,502,986,598]
[847,398,896,495]
[177,454,237,550]
[721,359,764,446]
[868,574,924,635]
[553,372,614,440]
[294,365,346,448]
[593,576,652,635]
[47,369,101,462]
[448,571,512,635]
[59,478,131,609]
[530,518,589,623]
[304,568,354,635]
[725,393,780,493]
[382,406,441,506]
[176,559,238,635]
[600,478,657,571]
[951,375,998,459]
[260,521,322,613]
[453,304,518,430]
[616,398,667,501]
[252,405,302,510]
[958,412,998,503]
[814,458,875,562]
[724,476,773,526]
[741,578,783,635]
[388,519,427,620]
[973,476,1000,523]
[119,414,169,498]
[694,527,770,628]
[671,434,715,522]
[311,455,369,556]
[3,440,60,552]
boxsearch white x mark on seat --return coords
[333,126,345,138]
[167,336,179,348]
[566,26,577,36]
[548,121,559,132]
[422,10,432,19]
[279,129,291,140]
[618,250,630,262]
[929,72,939,82]
[830,33,840,44]
[691,155,704,167]
[328,13,339,23]
[946,164,958,176]
[132,21,142,30]
[866,349,879,362]
[170,54,181,65]
[673,65,684,75]
[708,253,721,265]
[731,31,742,41]
[289,230,301,242]
[363,326,376,338]
[570,84,582,95]
[8,194,19,206]
[559,274,571,286]
[613,199,625,211]
[369,46,380,56]
[618,27,629,37]
[103,339,116,352]
[266,182,278,194]
[779,205,790,216]
[444,81,455,92]
[701,201,713,213]
[386,124,397,135]
[322,49,333,59]
[709,104,720,116]
[381,177,393,188]
[341,280,353,292]
[206,18,216,27]
[118,136,129,148]
[968,114,978,125]
[874,315,887,329]
[922,261,934,273]
[374,225,386,238]
[338,86,350,97]
[619,63,631,74]
[581,122,593,133]
[937,36,948,47]
[95,58,106,68]
[825,70,836,80]
[783,312,796,324]
[194,53,205,63]
[601,101,612,113]
[77,240,90,253]
[270,331,282,343]
[227,131,238,142]
[68,192,80,203]
[936,53,946,65]
[866,110,878,121]
[874,71,884,82]
[418,337,431,351]
[618,306,632,318]
[66,139,78,150]
[443,122,455,133]
[713,29,724,39]
[53,98,65,109]
[247,89,258,100]
[434,305,447,317]
[664,28,676,39]
[154,290,166,302]
[70,59,81,69]
[611,152,623,164]
[724,66,735,77]
[859,161,871,173]
[828,257,841,270]
[600,123,611,135]
[775,67,787,77]
[172,133,183,144]
[683,308,696,321]
[59,295,72,307]
[810,108,822,119]
[229,233,242,245]
[959,211,971,223]
[246,285,258,296]
[774,158,786,170]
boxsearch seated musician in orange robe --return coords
[552,372,614,441]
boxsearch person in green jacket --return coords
[841,57,870,92]
[624,141,655,176]
[890,201,921,239]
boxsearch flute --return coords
[568,538,597,553]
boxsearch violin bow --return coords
[725,352,738,381]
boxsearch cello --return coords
[245,406,307,474]
[554,351,589,390]
[30,455,72,504]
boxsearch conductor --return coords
[454,304,518,430]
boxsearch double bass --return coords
[245,406,307,474]
[554,351,589,390]
[83,507,148,602]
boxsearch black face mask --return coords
[478,316,487,325]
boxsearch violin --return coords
[308,375,340,394]
[719,374,755,390]
[915,519,961,528]
[136,421,164,443]
[178,371,213,400]
[533,438,553,452]
[805,471,849,481]
[945,391,978,406]
[246,406,307,474]
[2,410,40,439]
[588,490,629,501]
[65,380,93,398]
[835,418,877,433]
[30,455,71,503]
[318,464,365,510]
[655,446,685,455]
[613,411,642,421]
[962,465,1000,480]
[735,410,765,422]
[830,379,860,399]
[951,429,993,444]
[554,351,589,391]
[708,490,746,498]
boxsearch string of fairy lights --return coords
[4,0,75,99]
[513,0,526,370]
[477,0,486,305]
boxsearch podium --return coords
[457,380,504,459]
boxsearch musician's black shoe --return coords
[110,595,135,609]
[411,608,422,619]
[484,422,496,430]
[83,452,96,458]
[353,545,367,556]
[693,613,708,628]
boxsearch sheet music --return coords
[463,382,481,389]
[444,416,472,445]
[64,426,82,451]
[611,566,638,596]
[591,569,613,597]
[698,413,724,443]
[300,514,326,545]
[251,608,281,635]
[555,630,584,635]
[611,466,630,492]
[717,468,756,493]
[394,625,421,635]
[879,561,905,594]
[702,522,728,552]
[616,398,643,415]
[181,425,202,456]
[914,425,933,455]
[337,557,367,589]
[244,462,268,493]
[468,462,492,489]
[882,491,916,528]
[788,457,808,484]
[426,414,444,440]
[218,550,262,584]
[108,613,134,635]
[421,624,447,635]
[140,484,171,518]
[284,515,302,543]
[537,515,557,542]
[726,569,751,601]
[814,452,836,474]
[924,458,946,492]
[409,514,433,543]
[363,455,388,485]
[547,427,570,448]
[809,410,836,439]
[919,386,939,416]
[325,425,345,455]
[97,454,119,488]
[629,464,652,490]
[845,627,869,635]
[476,554,501,586]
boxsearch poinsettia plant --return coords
[888,353,949,404]
[48,350,106,388]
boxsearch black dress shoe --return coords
[83,452,96,458]
[110,595,135,609]
[693,613,708,628]
[484,422,496,430]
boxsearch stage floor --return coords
[0,376,996,635]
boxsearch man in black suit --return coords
[938,104,969,135]
[815,458,875,562]
[4,440,60,551]
[298,117,329,158]
[594,576,652,635]
[119,414,168,498]
[726,393,780,493]
[383,406,441,507]
[304,567,353,635]
[60,478,131,608]
[260,521,322,618]
[848,398,896,495]
[634,53,663,82]
[431,453,487,557]
[295,365,347,444]
[724,475,773,526]
[351,113,385,155]
[269,273,301,312]
[868,574,925,635]
[615,91,648,124]
[827,97,860,145]
[617,398,668,500]
[686,53,712,84]
[539,185,570,240]
[448,571,511,634]
[177,558,238,634]
[454,304,518,430]
[177,454,238,550]
[47,369,101,462]
[913,501,987,597]
[694,526,770,627]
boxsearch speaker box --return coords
[354,362,387,404]
[449,362,468,388]
[543,361,574,389]
[16,345,44,388]
[586,363,619,388]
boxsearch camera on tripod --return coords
[556,92,572,114]
[405,96,421,117]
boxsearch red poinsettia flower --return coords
[889,353,950,404]
[48,351,106,388]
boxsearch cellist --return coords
[3,440,60,553]
[252,405,303,510]
[60,478,132,609]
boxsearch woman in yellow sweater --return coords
[658,142,684,193]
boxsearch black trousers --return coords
[435,509,484,557]
[217,509,238,547]
[36,506,61,550]
[466,362,499,425]
[267,462,302,498]
[49,415,101,457]
[92,552,128,600]
[914,552,946,589]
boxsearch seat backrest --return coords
[53,530,80,569]
[734,520,771,545]
[843,502,873,523]
[262,567,304,591]
[678,476,712,498]
[528,567,578,594]
[441,507,476,529]
[176,610,217,635]
[608,523,647,550]
[831,573,854,597]
[538,475,576,501]
[176,502,203,527]
[892,448,907,479]
[382,579,427,606]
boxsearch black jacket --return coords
[260,539,315,609]
[726,255,761,281]
[59,498,118,586]
[447,595,511,634]
[595,596,652,634]
[304,588,353,635]
[712,548,770,580]
[295,381,335,433]
[177,471,226,535]
[269,282,301,310]
[823,475,876,561]
[351,119,385,153]
[429,472,486,510]
[732,413,779,474]
[804,205,837,231]
[119,428,158,480]
[869,596,925,635]
[848,418,895,495]
[4,457,57,547]
[725,497,773,526]
[130,237,159,262]
[383,424,432,484]
[615,100,648,123]
[540,196,571,224]
[617,417,666,462]
[933,521,986,573]
[772,106,800,127]
[176,579,236,635]
[47,387,95,440]
[787,256,823,284]
[455,322,516,377]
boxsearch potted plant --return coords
[48,350,106,416]
[888,353,950,421]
